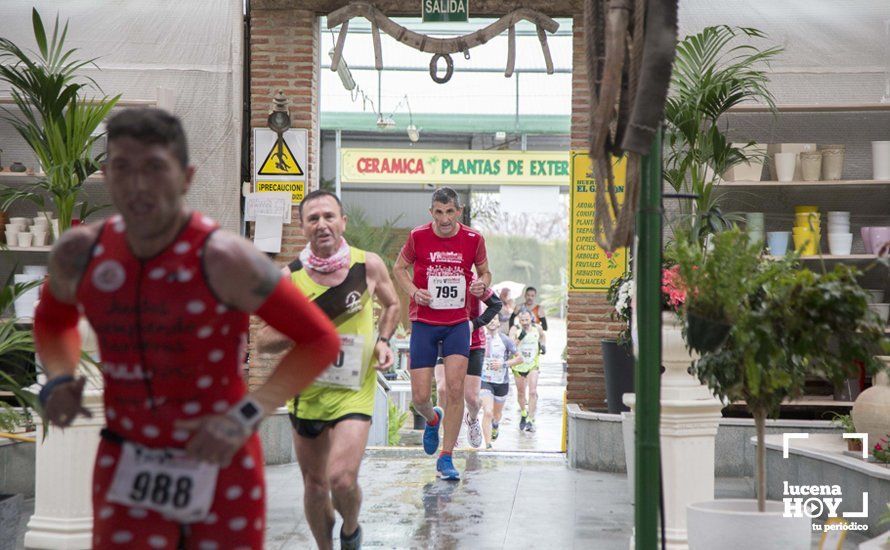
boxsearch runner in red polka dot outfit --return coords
[34,109,339,549]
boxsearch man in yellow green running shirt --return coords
[509,310,546,432]
[257,190,400,550]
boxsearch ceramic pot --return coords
[869,227,890,255]
[9,162,25,173]
[687,499,812,550]
[828,232,853,255]
[863,227,875,254]
[767,143,815,180]
[820,145,845,180]
[602,339,634,414]
[767,231,790,255]
[800,151,822,181]
[851,358,890,458]
[872,141,890,180]
[723,143,767,181]
[774,152,797,182]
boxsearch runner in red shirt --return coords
[33,108,340,549]
[393,187,491,480]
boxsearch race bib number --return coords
[107,442,219,523]
[315,335,365,391]
[428,275,466,309]
[482,358,504,382]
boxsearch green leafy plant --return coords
[343,206,402,270]
[826,412,856,433]
[693,252,887,511]
[0,8,119,231]
[875,437,890,464]
[672,229,767,352]
[387,399,410,446]
[664,26,782,244]
[880,502,890,526]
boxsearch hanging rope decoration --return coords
[327,2,560,84]
[584,0,679,252]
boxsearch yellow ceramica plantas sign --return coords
[568,152,629,292]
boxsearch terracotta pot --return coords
[847,438,863,452]
[851,357,890,457]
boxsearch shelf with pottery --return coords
[1,246,51,253]
[0,171,104,184]
[718,179,890,188]
[728,102,890,113]
[763,253,878,262]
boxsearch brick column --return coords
[567,15,622,410]
[247,7,320,389]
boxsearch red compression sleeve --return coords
[33,281,82,375]
[254,276,341,395]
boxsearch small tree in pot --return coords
[678,234,887,511]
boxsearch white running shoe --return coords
[466,412,483,448]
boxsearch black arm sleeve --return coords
[472,293,503,331]
[539,316,548,331]
[509,311,518,328]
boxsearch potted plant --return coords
[603,272,634,414]
[826,412,862,452]
[664,25,782,245]
[671,229,765,353]
[685,241,886,548]
[0,9,119,233]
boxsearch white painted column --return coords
[624,313,723,550]
[25,319,103,550]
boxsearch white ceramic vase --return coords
[873,141,890,180]
[851,357,890,456]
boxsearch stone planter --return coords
[851,358,890,457]
[0,493,22,550]
[687,499,812,550]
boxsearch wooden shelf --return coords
[0,97,155,108]
[717,179,890,188]
[727,103,890,113]
[765,254,877,262]
[1,246,51,252]
[0,171,103,183]
[729,397,854,408]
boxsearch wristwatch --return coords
[377,336,391,346]
[226,396,265,433]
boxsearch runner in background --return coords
[510,286,548,332]
[463,285,502,448]
[497,287,513,333]
[479,319,521,449]
[509,311,546,433]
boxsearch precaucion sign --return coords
[569,152,629,292]
[252,128,307,203]
[341,148,568,186]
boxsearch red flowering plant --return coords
[875,437,890,464]
[661,264,687,312]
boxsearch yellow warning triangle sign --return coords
[258,138,304,176]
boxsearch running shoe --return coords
[491,422,499,441]
[519,414,528,431]
[436,454,460,481]
[340,524,363,550]
[466,412,483,448]
[423,407,444,455]
[486,443,493,450]
[525,420,536,433]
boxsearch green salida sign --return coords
[422,0,468,23]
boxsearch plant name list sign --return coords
[569,152,628,292]
[422,0,468,23]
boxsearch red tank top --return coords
[76,212,249,448]
[399,222,487,326]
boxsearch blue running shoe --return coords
[436,454,460,481]
[423,407,443,455]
